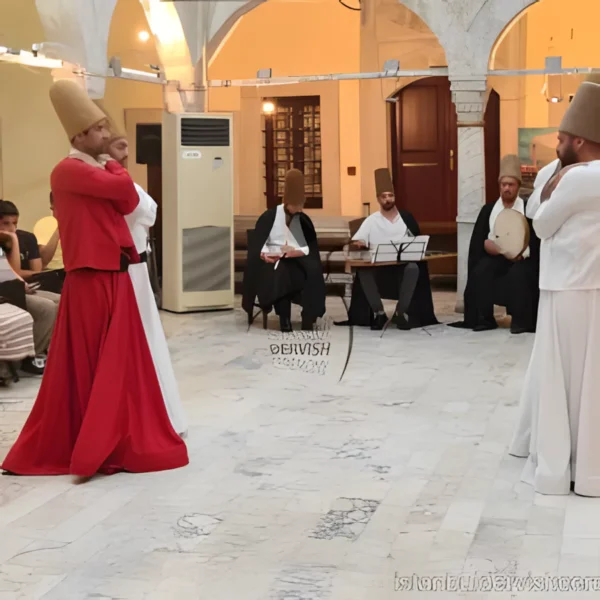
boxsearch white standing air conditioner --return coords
[162,112,234,313]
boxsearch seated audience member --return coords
[242,169,326,332]
[0,298,35,384]
[0,200,62,298]
[449,155,540,334]
[336,168,438,331]
[33,192,63,270]
[0,207,58,374]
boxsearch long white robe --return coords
[509,164,557,457]
[513,161,600,496]
[126,184,188,437]
[525,158,560,220]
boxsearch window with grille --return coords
[263,96,322,209]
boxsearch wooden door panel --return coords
[401,87,438,152]
[399,165,444,223]
[391,78,457,225]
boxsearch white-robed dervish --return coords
[510,80,600,497]
[107,135,188,438]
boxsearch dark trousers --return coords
[258,257,325,322]
[464,255,538,329]
[357,263,419,316]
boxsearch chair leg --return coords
[8,362,19,383]
[262,310,268,329]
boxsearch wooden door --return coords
[391,77,457,229]
[484,89,501,204]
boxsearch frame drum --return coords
[492,208,529,260]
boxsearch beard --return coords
[558,144,579,167]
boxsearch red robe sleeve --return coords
[51,158,139,216]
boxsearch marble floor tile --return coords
[0,292,598,599]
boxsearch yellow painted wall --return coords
[0,0,67,231]
[491,0,600,157]
[209,1,361,216]
[359,0,445,208]
[103,0,164,134]
[0,0,163,230]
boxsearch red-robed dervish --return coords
[1,79,189,477]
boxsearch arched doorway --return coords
[390,79,502,218]
[389,77,457,230]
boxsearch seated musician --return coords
[449,155,540,334]
[242,169,326,332]
[336,168,438,331]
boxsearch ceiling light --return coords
[138,31,150,43]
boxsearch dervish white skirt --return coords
[129,262,188,437]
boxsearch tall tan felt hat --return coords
[93,99,126,141]
[49,79,106,140]
[560,81,600,143]
[374,168,394,196]
[498,155,522,183]
[283,169,305,206]
[585,72,600,85]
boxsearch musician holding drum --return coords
[449,155,540,334]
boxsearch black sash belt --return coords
[138,252,148,263]
[119,253,130,272]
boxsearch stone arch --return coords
[488,0,540,70]
[35,0,118,97]
[393,0,538,75]
[137,0,194,86]
[360,0,447,209]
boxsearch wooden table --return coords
[345,252,458,273]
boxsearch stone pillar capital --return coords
[450,78,487,125]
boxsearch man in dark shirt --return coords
[0,201,43,278]
[0,200,59,374]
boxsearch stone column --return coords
[450,78,487,312]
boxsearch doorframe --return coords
[484,89,501,204]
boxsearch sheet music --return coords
[371,235,430,263]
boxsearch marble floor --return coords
[0,291,598,600]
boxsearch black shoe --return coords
[301,317,315,331]
[510,323,534,335]
[473,321,498,332]
[21,356,46,375]
[279,317,292,333]
[371,313,387,331]
[447,321,471,329]
[334,320,351,327]
[395,313,410,331]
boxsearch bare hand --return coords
[0,231,16,247]
[97,153,113,165]
[484,239,500,256]
[282,250,305,259]
[24,284,36,295]
[260,253,277,264]
[280,245,295,254]
[350,240,367,250]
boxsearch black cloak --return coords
[346,210,439,328]
[241,208,326,321]
[461,201,540,329]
